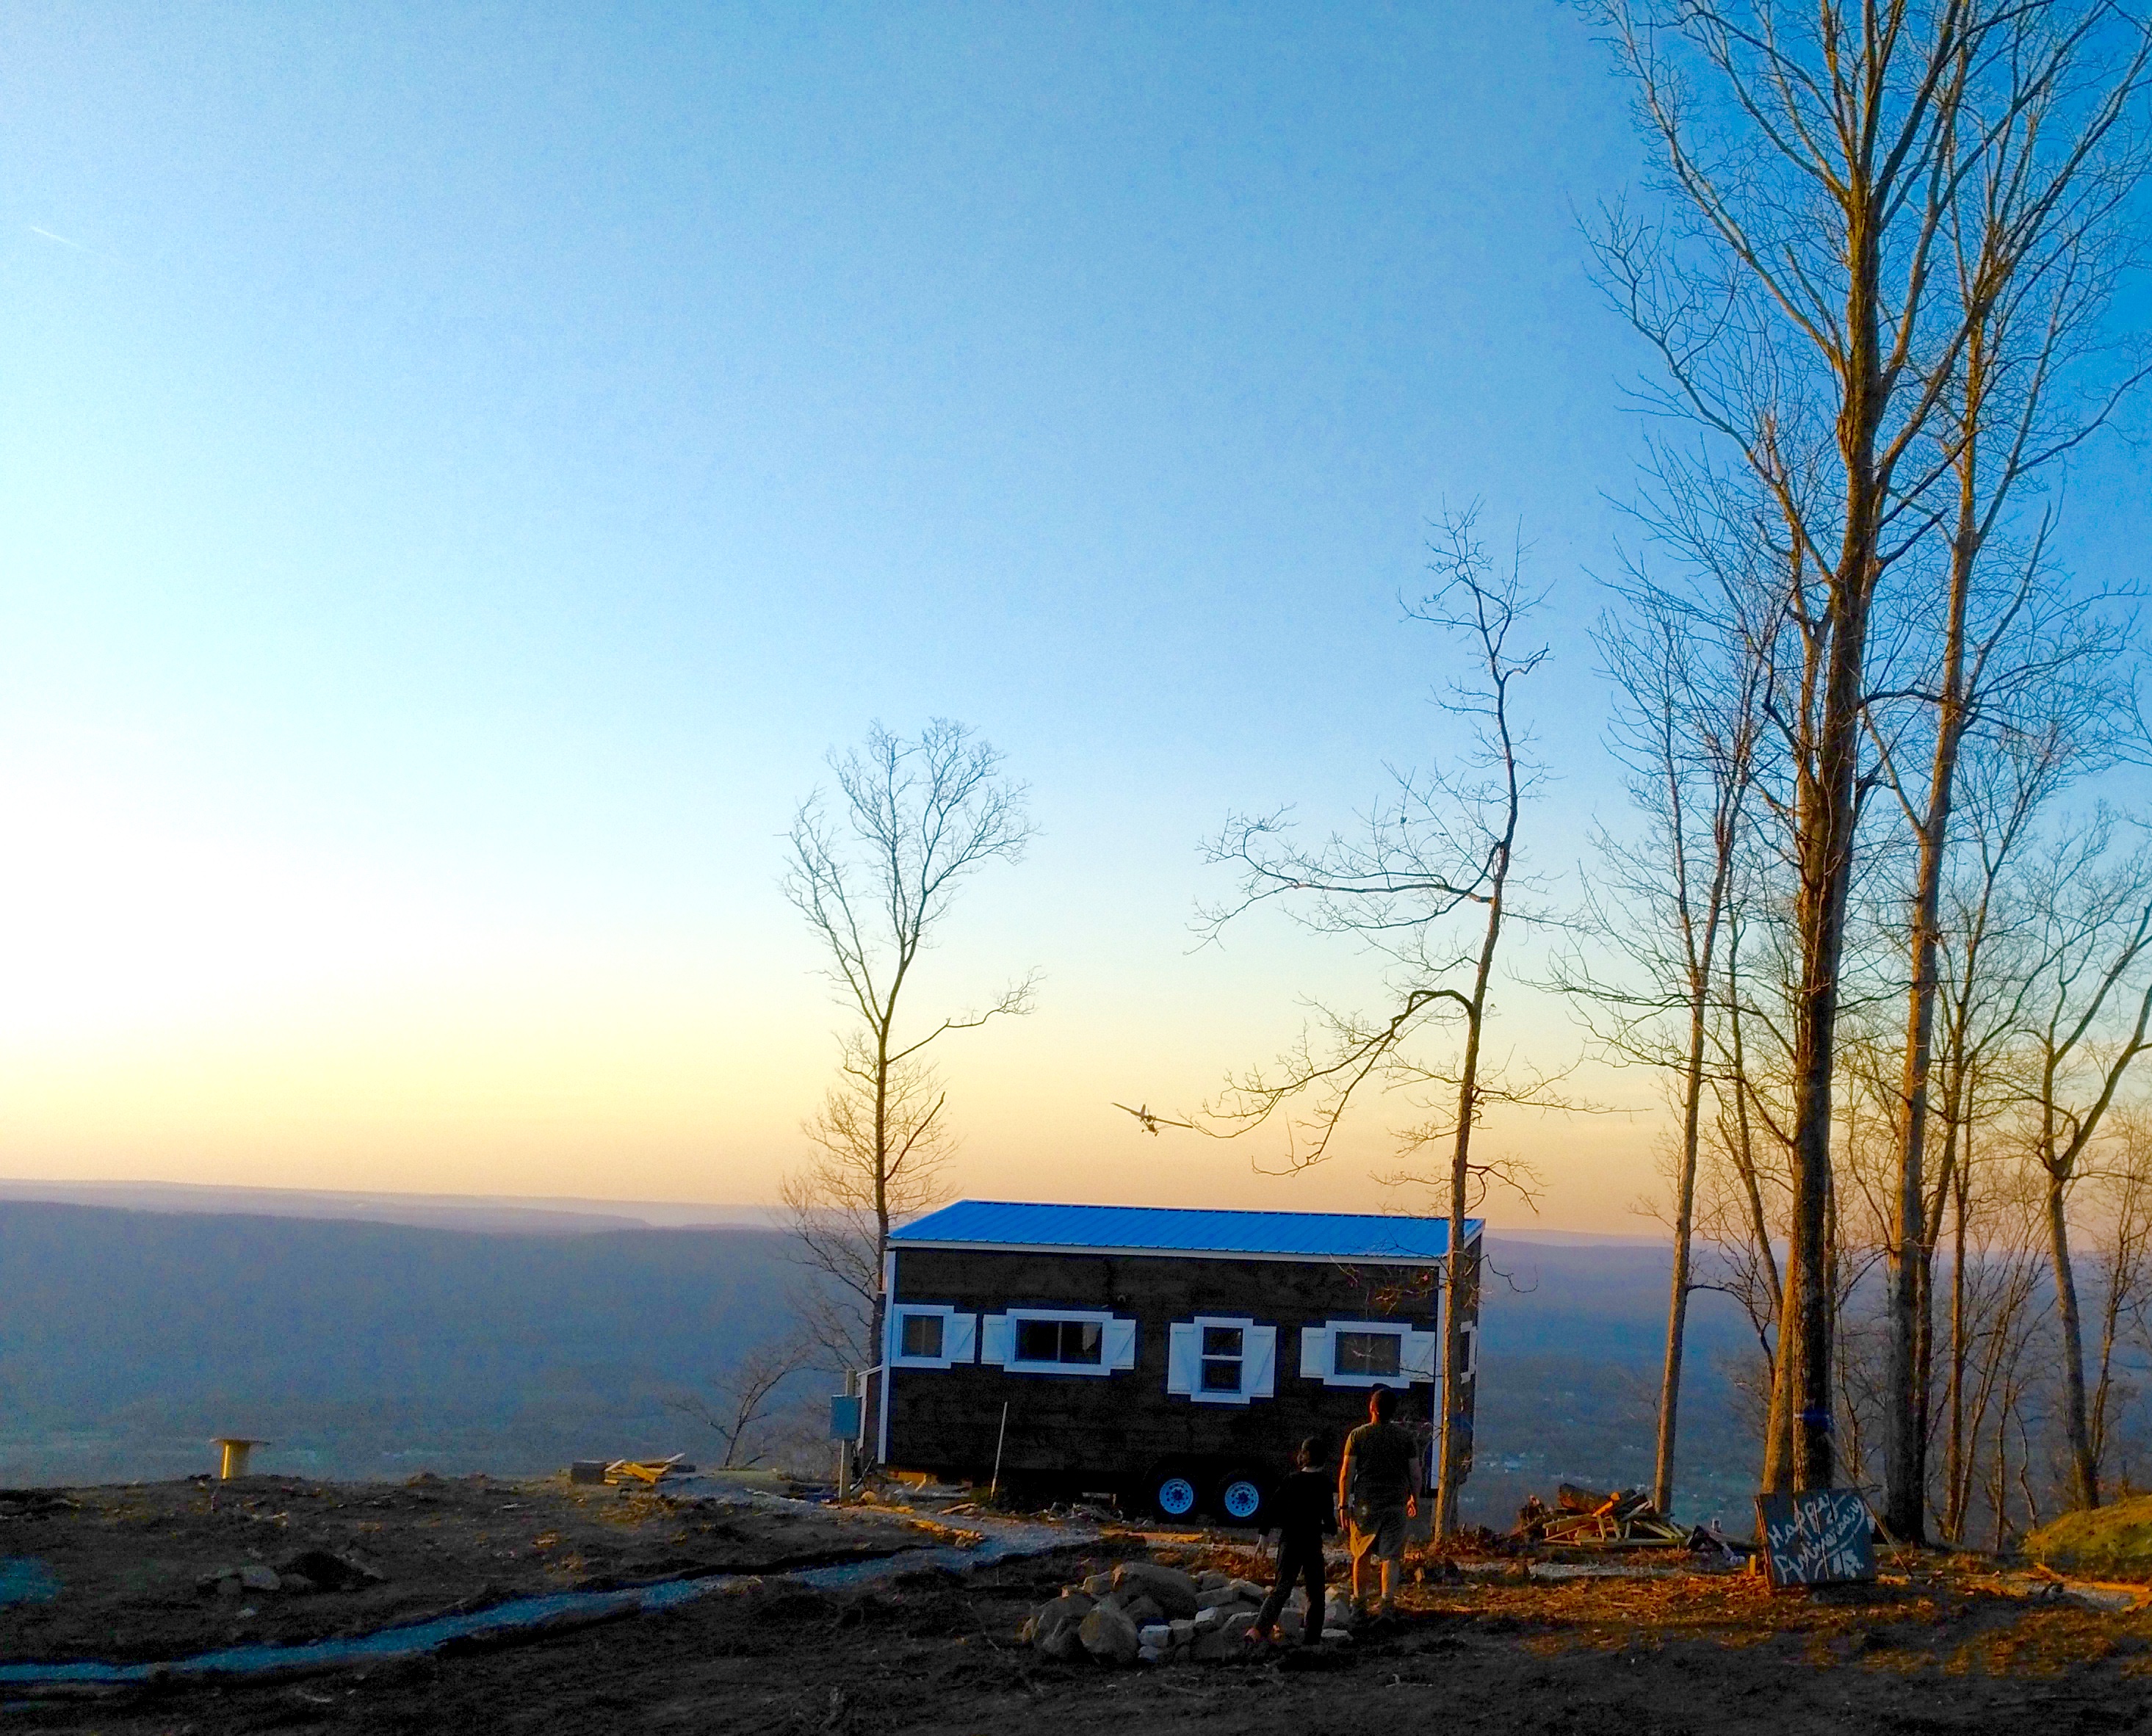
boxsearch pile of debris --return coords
[570,1455,694,1487]
[1022,1559,1351,1666]
[1511,1483,1712,1550]
[195,1549,384,1598]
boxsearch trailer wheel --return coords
[1151,1469,1200,1521]
[1216,1470,1267,1525]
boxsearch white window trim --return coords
[985,1307,1134,1378]
[887,1303,975,1370]
[1301,1318,1439,1389]
[1170,1316,1265,1411]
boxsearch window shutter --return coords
[980,1314,1014,1366]
[1103,1317,1137,1370]
[1167,1323,1199,1395]
[1244,1325,1277,1398]
[947,1314,978,1364]
[1299,1325,1330,1379]
[1402,1329,1440,1382]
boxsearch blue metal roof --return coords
[889,1199,1476,1262]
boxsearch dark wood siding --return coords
[881,1240,1481,1510]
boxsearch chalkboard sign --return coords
[1754,1489,1877,1588]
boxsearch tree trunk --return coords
[2046,1165,2101,1510]
[1786,568,1867,1491]
[1946,1142,1968,1540]
[1437,881,1505,1537]
[1653,987,1711,1513]
[1885,322,1981,1545]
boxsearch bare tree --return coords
[781,720,1038,1447]
[1561,578,1761,1513]
[668,1335,815,1469]
[1192,507,1551,1536]
[781,1049,957,1373]
[1868,5,2152,1541]
[1590,0,2151,1494]
[2009,817,2152,1508]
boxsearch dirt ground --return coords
[0,1473,923,1663]
[10,1486,2152,1734]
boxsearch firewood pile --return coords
[1510,1483,1712,1550]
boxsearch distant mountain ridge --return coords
[0,1200,1765,1526]
[0,1179,779,1234]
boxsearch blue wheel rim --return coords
[1221,1479,1262,1520]
[1158,1476,1198,1516]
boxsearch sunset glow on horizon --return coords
[5,4,2131,1238]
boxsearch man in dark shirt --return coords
[1252,1436,1334,1646]
[1338,1386,1421,1618]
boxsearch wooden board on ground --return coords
[1755,1489,1875,1588]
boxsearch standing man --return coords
[1338,1386,1420,1619]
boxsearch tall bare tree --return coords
[1194,507,1550,1536]
[1563,578,1761,1513]
[1591,0,2150,1491]
[1869,6,2152,1542]
[781,720,1038,1442]
[2011,819,2152,1508]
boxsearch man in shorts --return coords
[1337,1385,1421,1619]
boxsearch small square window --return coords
[900,1314,944,1359]
[1199,1325,1244,1392]
[1335,1331,1401,1378]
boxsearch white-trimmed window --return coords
[980,1309,1136,1377]
[1166,1316,1278,1405]
[887,1304,978,1370]
[1298,1319,1439,1389]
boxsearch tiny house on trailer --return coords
[876,1199,1481,1523]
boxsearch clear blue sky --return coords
[4,6,2137,1224]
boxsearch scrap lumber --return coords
[604,1454,689,1486]
[1512,1485,1700,1549]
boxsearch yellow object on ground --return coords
[212,1438,268,1479]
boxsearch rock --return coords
[1196,1585,1246,1612]
[1137,1623,1171,1652]
[1279,1606,1304,1641]
[275,1549,382,1593]
[1030,1593,1093,1654]
[1191,1606,1224,1632]
[1079,1602,1141,1665]
[278,1574,317,1596]
[1081,1572,1115,1598]
[1113,1560,1200,1619]
[1221,1610,1258,1641]
[1189,1625,1231,1661]
[1121,1593,1165,1626]
[1196,1569,1231,1591]
[1136,1643,1166,1666]
[1227,1578,1266,1603]
[238,1565,280,1593]
[1168,1618,1196,1646]
[1039,1624,1085,1663]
